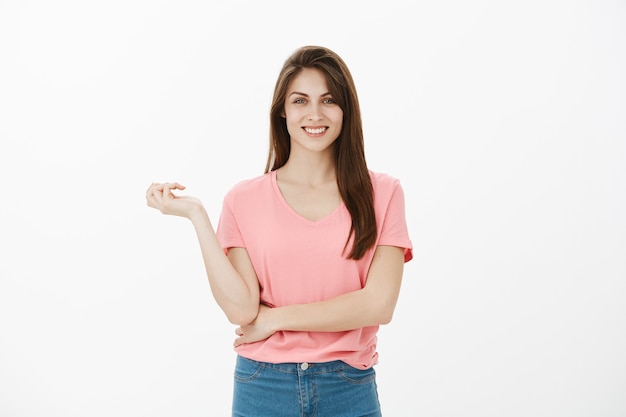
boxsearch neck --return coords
[278,155,336,187]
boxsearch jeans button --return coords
[301,362,309,370]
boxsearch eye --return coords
[293,98,306,104]
[323,98,336,105]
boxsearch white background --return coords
[1,1,625,416]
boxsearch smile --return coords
[303,127,327,134]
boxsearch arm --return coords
[234,245,405,346]
[146,182,260,325]
[190,209,260,325]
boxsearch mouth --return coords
[303,127,327,135]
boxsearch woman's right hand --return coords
[145,182,203,219]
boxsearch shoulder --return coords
[369,170,407,213]
[228,172,272,194]
[369,170,402,193]
[223,172,273,206]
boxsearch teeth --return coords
[305,127,326,134]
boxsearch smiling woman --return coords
[2,1,625,415]
[146,45,413,416]
[282,67,344,157]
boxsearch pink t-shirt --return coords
[216,170,413,369]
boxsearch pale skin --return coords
[146,67,405,348]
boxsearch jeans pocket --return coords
[337,364,376,384]
[234,356,265,382]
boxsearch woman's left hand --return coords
[233,304,276,347]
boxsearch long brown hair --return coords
[265,45,376,260]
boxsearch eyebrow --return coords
[288,91,332,97]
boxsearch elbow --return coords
[365,289,397,325]
[371,299,396,325]
[377,309,394,325]
[226,305,259,326]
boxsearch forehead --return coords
[288,67,329,94]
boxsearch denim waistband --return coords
[237,355,355,375]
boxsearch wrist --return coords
[188,204,209,225]
[271,304,296,333]
[263,305,285,333]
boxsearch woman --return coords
[146,45,413,417]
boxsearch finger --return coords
[146,183,155,198]
[162,182,186,198]
[162,183,175,200]
[159,182,185,190]
[151,185,163,205]
[146,190,160,207]
[167,183,186,197]
[233,336,244,347]
[151,182,184,194]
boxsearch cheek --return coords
[284,114,301,135]
[332,109,344,125]
[284,108,301,122]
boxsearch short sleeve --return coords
[215,189,245,253]
[378,180,413,263]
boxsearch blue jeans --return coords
[232,355,382,417]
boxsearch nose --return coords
[307,103,322,121]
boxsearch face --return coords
[282,67,344,155]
